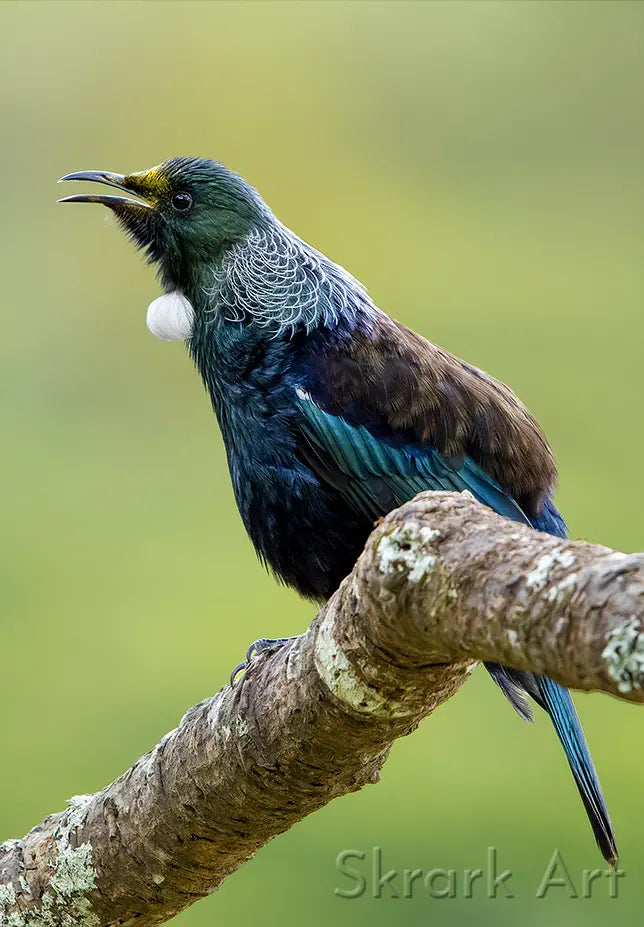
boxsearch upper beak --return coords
[57,171,153,209]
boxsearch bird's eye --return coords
[171,192,193,212]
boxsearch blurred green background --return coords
[1,1,642,923]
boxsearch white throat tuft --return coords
[146,291,194,342]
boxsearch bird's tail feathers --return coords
[485,662,535,722]
[535,675,617,867]
[486,663,617,866]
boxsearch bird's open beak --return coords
[58,169,163,260]
[57,170,154,209]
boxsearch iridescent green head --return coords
[58,157,270,289]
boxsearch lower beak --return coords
[57,171,153,209]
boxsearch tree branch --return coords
[2,491,643,926]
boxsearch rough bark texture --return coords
[2,491,643,926]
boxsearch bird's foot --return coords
[229,637,297,685]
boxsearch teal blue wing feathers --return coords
[295,391,530,526]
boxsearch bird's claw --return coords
[229,637,296,686]
[229,661,248,686]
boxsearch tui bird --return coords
[59,157,617,865]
